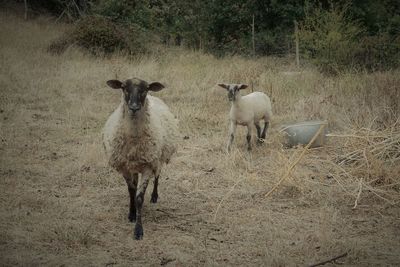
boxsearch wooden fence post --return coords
[252,14,255,57]
[294,20,300,68]
[24,0,28,20]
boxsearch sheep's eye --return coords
[123,89,130,101]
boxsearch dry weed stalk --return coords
[264,124,327,198]
[213,174,246,222]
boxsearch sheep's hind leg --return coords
[261,120,269,140]
[254,121,263,145]
[134,169,152,240]
[150,175,159,203]
[124,174,138,222]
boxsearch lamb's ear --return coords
[238,84,248,90]
[148,82,165,92]
[218,83,229,90]
[106,80,123,89]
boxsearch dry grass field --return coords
[1,10,400,266]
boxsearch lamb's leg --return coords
[254,122,261,138]
[227,120,237,152]
[134,169,152,240]
[246,124,252,151]
[150,175,159,203]
[261,121,269,139]
[254,121,263,145]
[124,174,138,222]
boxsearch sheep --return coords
[217,83,272,151]
[102,77,179,240]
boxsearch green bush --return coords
[299,3,400,73]
[299,3,364,74]
[48,15,150,55]
[355,34,400,70]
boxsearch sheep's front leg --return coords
[134,169,152,240]
[124,174,138,222]
[227,120,237,152]
[246,124,252,151]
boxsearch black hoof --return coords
[128,212,136,222]
[134,224,143,240]
[150,193,158,203]
[257,138,265,145]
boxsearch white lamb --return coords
[102,78,179,240]
[218,83,272,151]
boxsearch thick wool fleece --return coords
[102,95,179,177]
[230,92,272,125]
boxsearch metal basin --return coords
[280,120,328,148]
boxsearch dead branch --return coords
[309,252,348,267]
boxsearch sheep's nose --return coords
[129,103,141,112]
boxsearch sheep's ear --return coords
[238,84,248,90]
[218,83,229,90]
[107,80,123,89]
[148,82,165,92]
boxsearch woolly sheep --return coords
[102,78,179,240]
[218,83,272,151]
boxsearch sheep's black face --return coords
[227,85,239,101]
[122,79,148,114]
[217,83,248,101]
[106,78,165,116]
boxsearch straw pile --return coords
[261,122,400,209]
[327,122,400,207]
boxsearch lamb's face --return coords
[217,83,248,101]
[227,84,240,101]
[106,78,165,115]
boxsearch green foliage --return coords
[356,34,400,70]
[93,0,152,29]
[39,0,400,70]
[350,0,400,35]
[250,0,304,55]
[49,15,150,55]
[299,3,365,73]
[255,30,292,56]
[299,2,400,73]
[28,0,91,20]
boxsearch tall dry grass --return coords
[1,10,400,266]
